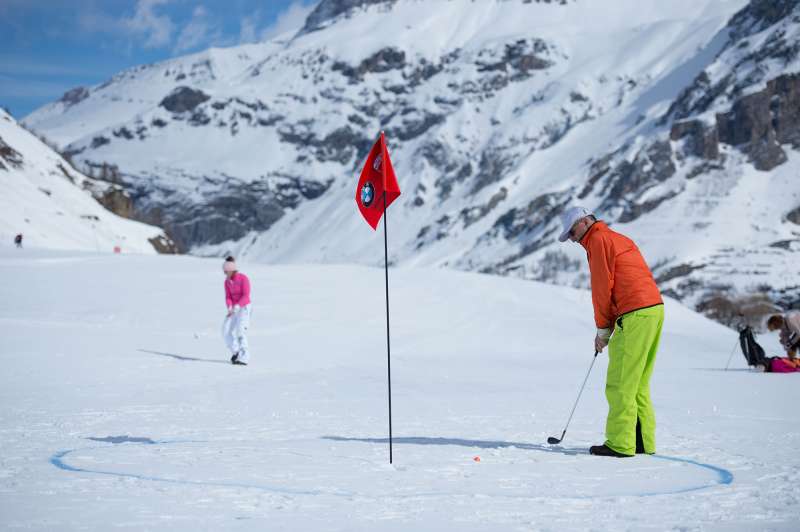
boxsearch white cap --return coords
[558,206,593,242]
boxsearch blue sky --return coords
[0,0,319,119]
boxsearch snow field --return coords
[0,248,798,530]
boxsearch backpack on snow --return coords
[739,326,767,367]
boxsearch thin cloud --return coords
[260,1,316,42]
[174,6,215,53]
[125,0,174,49]
[239,12,260,44]
[78,0,175,49]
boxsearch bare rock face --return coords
[728,0,800,41]
[716,73,800,171]
[278,122,374,165]
[492,192,568,242]
[0,135,24,170]
[471,147,515,195]
[595,140,677,223]
[95,186,135,220]
[332,47,407,82]
[300,0,395,34]
[148,234,180,254]
[590,0,800,237]
[159,86,211,114]
[127,175,332,251]
[668,0,800,121]
[59,87,90,107]
[590,71,800,226]
[787,205,800,225]
[82,178,180,254]
[476,39,553,80]
[667,73,800,171]
[484,192,571,275]
[670,120,720,160]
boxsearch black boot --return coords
[230,352,239,364]
[589,444,632,457]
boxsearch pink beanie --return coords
[223,259,237,273]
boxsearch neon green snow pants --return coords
[604,304,664,456]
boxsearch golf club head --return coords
[547,436,561,445]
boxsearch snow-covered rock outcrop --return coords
[1,109,175,253]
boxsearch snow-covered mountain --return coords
[22,0,800,322]
[0,109,175,253]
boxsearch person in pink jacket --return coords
[222,256,252,365]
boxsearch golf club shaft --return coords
[557,351,599,443]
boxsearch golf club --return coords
[547,351,599,445]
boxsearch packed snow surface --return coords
[0,248,798,530]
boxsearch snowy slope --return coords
[0,249,798,530]
[21,0,800,318]
[0,109,173,253]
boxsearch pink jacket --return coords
[224,272,251,309]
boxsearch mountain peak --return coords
[299,0,396,35]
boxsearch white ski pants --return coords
[222,305,251,363]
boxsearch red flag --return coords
[355,132,401,230]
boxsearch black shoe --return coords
[230,352,239,364]
[589,444,632,457]
[232,360,247,366]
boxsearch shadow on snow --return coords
[322,435,587,456]
[691,367,757,373]
[86,435,158,444]
[137,349,228,365]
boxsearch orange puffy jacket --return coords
[579,221,663,329]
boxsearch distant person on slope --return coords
[222,256,252,366]
[766,312,800,371]
[559,206,664,457]
[14,233,23,248]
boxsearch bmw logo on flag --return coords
[361,182,375,207]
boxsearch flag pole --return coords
[383,190,393,464]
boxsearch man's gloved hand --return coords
[595,328,611,352]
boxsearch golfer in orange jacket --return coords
[559,206,664,457]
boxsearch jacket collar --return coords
[579,220,606,251]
